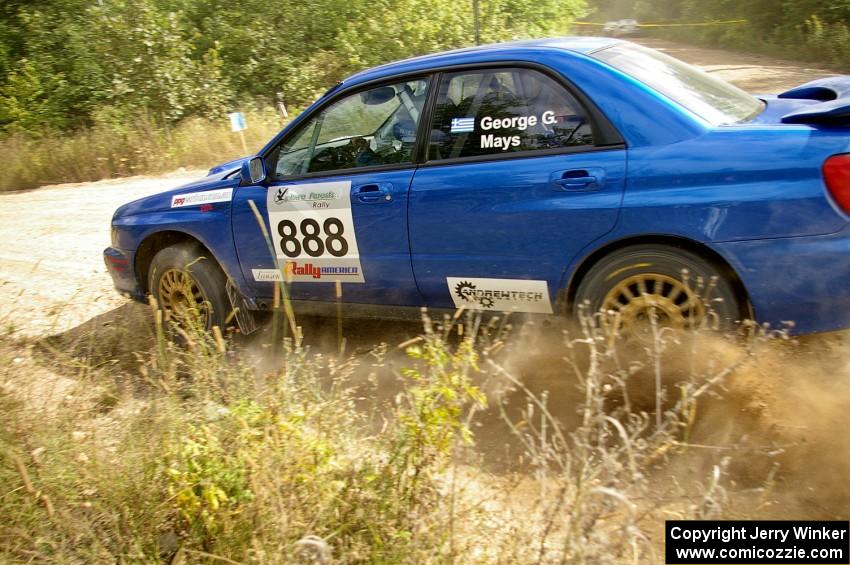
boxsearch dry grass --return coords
[1,288,801,563]
[0,108,287,192]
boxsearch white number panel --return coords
[262,180,365,283]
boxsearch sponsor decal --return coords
[479,111,557,132]
[447,277,553,314]
[171,188,233,208]
[450,117,475,134]
[265,180,365,283]
[480,134,520,151]
[273,186,289,204]
[252,262,362,282]
[273,186,339,209]
[477,110,559,151]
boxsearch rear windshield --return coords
[592,43,764,125]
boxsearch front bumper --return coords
[103,247,145,302]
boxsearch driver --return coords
[351,136,379,167]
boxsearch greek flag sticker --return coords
[450,117,475,133]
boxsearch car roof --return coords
[341,36,619,87]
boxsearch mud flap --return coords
[226,279,259,335]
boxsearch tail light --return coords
[824,153,850,214]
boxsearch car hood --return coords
[207,156,249,176]
[112,169,238,219]
[750,76,850,126]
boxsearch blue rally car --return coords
[105,38,850,337]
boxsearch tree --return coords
[0,0,590,133]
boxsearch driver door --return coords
[231,77,430,305]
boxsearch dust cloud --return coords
[481,318,850,519]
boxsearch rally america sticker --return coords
[171,188,233,208]
[264,180,364,283]
[447,277,553,314]
[252,264,362,282]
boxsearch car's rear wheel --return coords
[573,244,744,341]
[148,243,229,331]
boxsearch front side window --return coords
[428,68,594,161]
[270,78,429,178]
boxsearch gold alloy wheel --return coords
[601,273,705,341]
[157,268,210,327]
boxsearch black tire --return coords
[147,243,229,331]
[573,244,745,337]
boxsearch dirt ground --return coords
[0,38,839,339]
[0,170,205,336]
[634,37,835,92]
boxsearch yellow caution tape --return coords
[573,19,747,27]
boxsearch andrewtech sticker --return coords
[171,188,233,208]
[265,180,365,283]
[447,277,553,314]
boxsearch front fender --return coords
[113,206,254,305]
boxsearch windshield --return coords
[593,43,764,125]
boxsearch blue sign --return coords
[229,112,247,132]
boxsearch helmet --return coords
[393,119,417,143]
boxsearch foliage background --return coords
[0,0,586,134]
[0,0,848,191]
[589,0,850,68]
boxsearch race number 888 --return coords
[277,217,349,258]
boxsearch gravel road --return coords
[635,37,834,92]
[0,171,205,336]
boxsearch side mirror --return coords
[240,157,267,186]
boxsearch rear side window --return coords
[592,43,763,125]
[427,68,594,161]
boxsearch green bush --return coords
[0,0,590,190]
[624,1,850,71]
[0,0,588,136]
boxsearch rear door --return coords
[409,66,627,313]
[231,77,430,305]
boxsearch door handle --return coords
[551,168,605,191]
[354,182,393,203]
[554,175,597,188]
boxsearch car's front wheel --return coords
[573,244,744,341]
[147,243,229,331]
